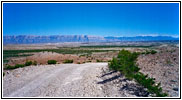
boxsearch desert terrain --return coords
[3,41,179,97]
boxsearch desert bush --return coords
[109,57,119,70]
[32,61,37,65]
[134,72,167,97]
[96,59,103,62]
[145,50,151,54]
[110,49,140,79]
[5,61,34,70]
[47,60,57,64]
[150,50,157,54]
[5,65,15,69]
[63,59,73,63]
[144,50,157,55]
[14,64,25,68]
[109,49,167,97]
[25,61,33,66]
[5,64,25,69]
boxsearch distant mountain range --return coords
[3,35,179,44]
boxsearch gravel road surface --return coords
[3,63,151,97]
[3,63,108,97]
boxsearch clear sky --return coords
[3,3,179,37]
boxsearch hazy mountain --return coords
[3,35,179,44]
[105,36,179,42]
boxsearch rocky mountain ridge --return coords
[3,35,179,44]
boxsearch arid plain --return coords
[3,41,179,97]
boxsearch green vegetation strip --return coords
[80,45,154,48]
[47,60,57,64]
[109,49,167,97]
[63,59,73,63]
[3,49,117,63]
[5,61,37,70]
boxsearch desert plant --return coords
[145,50,151,54]
[32,61,37,65]
[150,50,157,54]
[5,64,25,69]
[47,60,57,64]
[96,59,103,62]
[109,49,167,97]
[63,59,73,63]
[25,61,33,66]
[14,64,25,68]
[87,60,92,62]
[5,65,15,69]
[109,57,119,70]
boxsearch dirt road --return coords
[3,63,107,97]
[3,63,152,97]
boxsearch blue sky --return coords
[3,3,179,37]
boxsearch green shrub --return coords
[109,57,119,70]
[109,49,140,79]
[25,61,33,66]
[47,60,57,64]
[14,64,25,68]
[5,65,15,69]
[3,72,5,77]
[32,61,37,65]
[63,59,73,63]
[96,59,103,62]
[134,73,167,96]
[151,50,157,54]
[145,50,151,54]
[5,64,25,69]
[144,50,157,55]
[109,49,167,97]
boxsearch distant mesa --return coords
[3,35,179,44]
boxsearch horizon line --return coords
[3,34,179,38]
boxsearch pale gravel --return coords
[3,63,149,97]
[3,63,107,97]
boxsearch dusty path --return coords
[3,63,151,97]
[3,63,107,97]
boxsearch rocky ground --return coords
[98,67,150,97]
[137,46,179,97]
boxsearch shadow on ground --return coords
[120,83,149,97]
[98,70,150,97]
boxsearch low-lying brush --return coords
[142,50,157,55]
[25,61,33,66]
[47,60,57,64]
[32,61,37,65]
[5,64,25,69]
[5,60,36,70]
[63,59,73,63]
[96,59,102,62]
[109,49,167,97]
